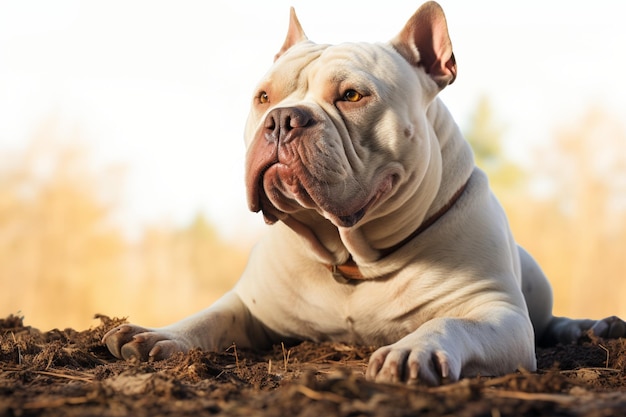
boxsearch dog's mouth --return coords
[245,119,400,229]
[247,157,396,228]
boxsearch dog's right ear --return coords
[391,1,456,90]
[274,8,308,62]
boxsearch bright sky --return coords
[1,1,625,240]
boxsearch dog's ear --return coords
[274,8,308,62]
[391,1,456,89]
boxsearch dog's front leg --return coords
[103,291,276,361]
[366,306,536,385]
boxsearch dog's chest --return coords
[281,279,434,345]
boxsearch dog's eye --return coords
[343,89,363,102]
[258,91,269,104]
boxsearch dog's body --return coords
[104,2,625,385]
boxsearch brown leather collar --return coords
[326,179,469,282]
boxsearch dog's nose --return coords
[263,107,313,144]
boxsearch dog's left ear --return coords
[391,1,457,89]
[274,8,308,62]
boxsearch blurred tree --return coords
[0,117,251,330]
[0,117,126,328]
[527,108,626,317]
[463,100,626,319]
[176,212,246,294]
[183,212,219,284]
[131,213,247,325]
[463,96,525,196]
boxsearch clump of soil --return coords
[1,314,626,416]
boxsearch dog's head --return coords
[244,2,457,260]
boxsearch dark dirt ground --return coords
[1,314,626,417]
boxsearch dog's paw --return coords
[102,324,190,361]
[542,315,626,346]
[365,343,461,386]
[590,316,626,339]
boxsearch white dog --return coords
[104,2,625,385]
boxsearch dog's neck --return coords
[328,177,469,281]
